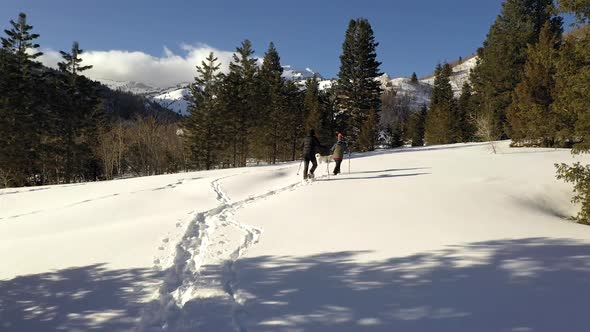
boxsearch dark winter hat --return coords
[309,129,315,136]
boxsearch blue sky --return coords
[0,0,519,80]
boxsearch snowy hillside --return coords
[98,78,192,116]
[377,55,478,111]
[2,141,590,331]
[152,88,191,116]
[99,78,168,96]
[379,74,432,109]
[421,56,478,96]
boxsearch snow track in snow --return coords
[137,172,305,331]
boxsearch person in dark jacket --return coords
[302,129,324,179]
[330,133,349,175]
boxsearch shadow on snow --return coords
[318,173,430,182]
[0,264,161,332]
[3,239,590,331]
[228,238,590,332]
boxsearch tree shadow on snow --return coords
[228,238,590,332]
[318,173,430,182]
[6,239,590,332]
[0,264,162,332]
[348,167,431,175]
[511,195,571,220]
[349,142,488,159]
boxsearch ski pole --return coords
[296,158,303,175]
[348,152,351,174]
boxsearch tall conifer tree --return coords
[411,104,427,147]
[184,52,223,170]
[425,64,455,145]
[256,42,286,163]
[336,18,382,151]
[508,22,561,146]
[304,76,321,132]
[456,82,476,142]
[57,41,100,183]
[222,40,258,167]
[553,3,590,224]
[0,13,45,186]
[470,0,562,138]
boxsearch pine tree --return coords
[552,1,590,150]
[57,41,100,183]
[256,42,286,164]
[284,80,305,161]
[303,76,335,151]
[1,13,42,65]
[358,108,378,151]
[184,52,223,170]
[425,63,455,145]
[456,82,476,142]
[410,72,419,84]
[387,121,404,148]
[336,18,382,151]
[0,12,45,186]
[304,76,321,132]
[508,22,561,147]
[0,48,13,186]
[560,0,590,23]
[221,39,258,167]
[470,0,562,139]
[551,39,577,145]
[411,104,427,147]
[554,3,590,224]
[320,89,338,144]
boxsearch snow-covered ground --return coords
[2,141,590,331]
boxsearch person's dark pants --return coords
[303,156,317,179]
[333,159,343,175]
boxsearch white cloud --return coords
[39,43,237,88]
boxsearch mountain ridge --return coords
[97,57,477,115]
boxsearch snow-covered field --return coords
[2,141,590,331]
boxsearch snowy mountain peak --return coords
[282,65,323,81]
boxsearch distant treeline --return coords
[2,0,590,200]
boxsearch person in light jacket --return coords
[330,133,348,175]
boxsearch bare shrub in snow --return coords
[473,112,497,154]
[0,168,14,188]
[126,117,185,176]
[96,122,127,180]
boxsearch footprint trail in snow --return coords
[138,172,305,331]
